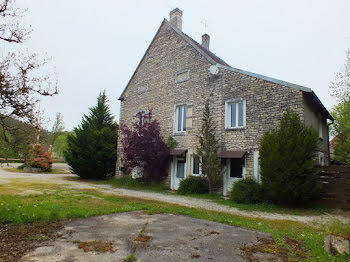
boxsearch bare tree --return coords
[50,112,64,152]
[0,0,58,131]
[330,49,350,102]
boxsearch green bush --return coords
[230,178,263,204]
[17,163,29,170]
[259,110,320,206]
[177,176,209,195]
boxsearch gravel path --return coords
[1,165,349,225]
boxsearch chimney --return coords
[169,8,183,30]
[201,34,210,50]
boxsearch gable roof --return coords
[119,18,333,120]
[165,20,230,67]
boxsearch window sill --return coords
[225,127,246,131]
[174,132,186,136]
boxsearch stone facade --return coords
[116,11,332,191]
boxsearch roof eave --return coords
[303,91,334,121]
[216,64,333,120]
[216,64,312,92]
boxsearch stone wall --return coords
[116,19,329,182]
[117,21,214,176]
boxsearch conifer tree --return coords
[259,110,320,206]
[196,100,223,193]
[64,90,118,179]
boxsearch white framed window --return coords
[318,118,323,139]
[191,155,201,176]
[134,110,148,127]
[318,152,325,166]
[225,99,246,129]
[175,104,187,133]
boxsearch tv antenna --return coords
[201,20,208,34]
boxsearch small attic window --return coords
[175,70,190,83]
[137,84,148,94]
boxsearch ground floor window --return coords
[192,155,200,175]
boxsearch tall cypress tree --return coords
[196,100,223,193]
[65,90,118,179]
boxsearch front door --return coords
[171,156,186,190]
[223,157,245,196]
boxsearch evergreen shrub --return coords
[230,178,263,204]
[259,110,320,206]
[177,176,209,195]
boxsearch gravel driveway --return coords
[0,165,349,225]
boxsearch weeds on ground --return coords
[315,219,350,239]
[123,254,137,262]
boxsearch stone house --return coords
[116,8,333,195]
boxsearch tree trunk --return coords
[208,180,212,194]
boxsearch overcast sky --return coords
[13,0,350,130]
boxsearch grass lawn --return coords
[94,176,347,217]
[95,176,170,192]
[0,181,349,261]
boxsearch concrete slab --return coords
[21,211,271,262]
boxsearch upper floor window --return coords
[225,99,246,129]
[175,105,187,132]
[174,104,193,133]
[134,110,148,127]
[318,118,323,139]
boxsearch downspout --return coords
[327,120,335,165]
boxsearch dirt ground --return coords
[20,211,279,262]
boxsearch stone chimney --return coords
[201,34,210,50]
[169,8,183,30]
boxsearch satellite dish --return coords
[209,65,219,75]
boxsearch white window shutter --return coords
[186,105,193,130]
